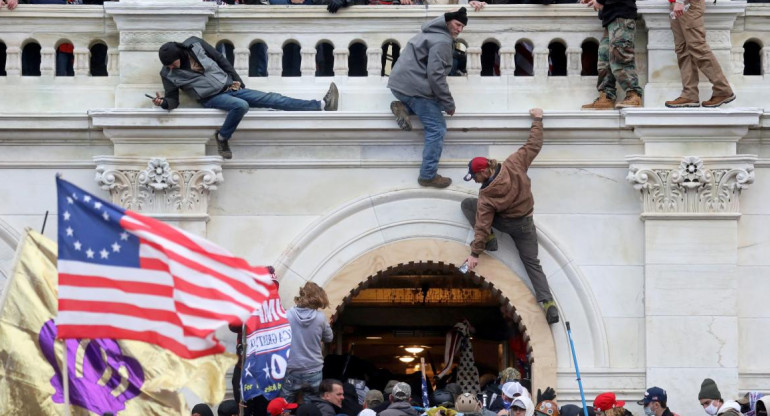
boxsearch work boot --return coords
[417,174,452,189]
[485,233,498,252]
[542,301,559,324]
[216,134,232,160]
[323,82,339,111]
[664,96,700,108]
[390,101,413,131]
[702,93,736,108]
[615,91,642,109]
[580,92,614,110]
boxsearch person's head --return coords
[455,392,481,414]
[637,387,668,416]
[267,397,299,416]
[294,282,330,309]
[444,7,467,39]
[158,42,184,70]
[512,396,534,416]
[218,399,239,416]
[192,403,214,416]
[502,381,530,402]
[391,382,412,403]
[593,393,624,415]
[698,379,723,415]
[499,367,522,384]
[320,379,345,408]
[384,380,400,397]
[364,389,384,409]
[463,157,499,184]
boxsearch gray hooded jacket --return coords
[387,16,456,112]
[286,307,333,373]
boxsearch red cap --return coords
[464,157,489,181]
[593,392,624,412]
[267,398,298,416]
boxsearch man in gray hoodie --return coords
[387,8,468,189]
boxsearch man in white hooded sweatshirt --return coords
[281,282,334,403]
[698,378,741,416]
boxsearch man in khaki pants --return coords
[665,0,736,108]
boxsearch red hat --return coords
[267,397,298,416]
[593,393,624,412]
[464,157,489,181]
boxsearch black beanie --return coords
[192,403,214,416]
[158,42,183,66]
[444,7,468,26]
[698,378,722,401]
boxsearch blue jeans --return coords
[202,88,321,140]
[280,369,322,403]
[391,90,447,180]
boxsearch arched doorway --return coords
[328,261,532,391]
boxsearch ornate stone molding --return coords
[626,156,756,219]
[94,156,223,217]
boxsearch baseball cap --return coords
[392,382,411,401]
[464,157,489,181]
[502,381,529,399]
[267,397,298,416]
[593,393,624,412]
[637,387,667,406]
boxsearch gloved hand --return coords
[537,387,557,403]
[326,0,350,13]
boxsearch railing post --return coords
[41,47,55,77]
[466,46,482,76]
[234,47,250,75]
[367,47,382,77]
[499,47,515,76]
[333,48,349,77]
[5,46,21,76]
[74,47,90,77]
[300,47,316,77]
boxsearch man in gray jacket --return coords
[153,36,339,160]
[380,382,419,416]
[387,8,468,189]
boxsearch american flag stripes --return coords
[55,177,274,359]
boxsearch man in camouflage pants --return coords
[581,0,643,110]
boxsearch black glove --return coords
[326,0,350,13]
[537,387,557,403]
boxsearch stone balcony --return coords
[0,0,768,113]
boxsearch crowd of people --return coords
[190,369,769,416]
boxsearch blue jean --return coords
[202,88,321,140]
[391,90,447,180]
[280,369,322,403]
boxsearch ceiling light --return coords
[404,346,424,354]
[366,336,383,340]
[398,356,416,363]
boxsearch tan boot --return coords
[417,174,452,189]
[616,91,642,109]
[581,92,615,110]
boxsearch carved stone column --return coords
[466,46,482,76]
[300,48,316,77]
[41,47,55,77]
[533,48,548,79]
[5,46,21,76]
[74,47,91,77]
[104,0,216,107]
[366,47,382,77]
[95,156,223,234]
[268,47,282,76]
[234,47,250,75]
[567,47,580,78]
[499,47,515,76]
[624,108,760,413]
[333,48,349,77]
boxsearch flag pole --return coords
[420,357,429,409]
[62,341,72,416]
[566,322,589,416]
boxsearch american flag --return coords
[55,177,274,359]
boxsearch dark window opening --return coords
[0,42,6,76]
[744,40,762,76]
[216,40,235,67]
[349,42,368,77]
[548,41,567,76]
[249,42,268,77]
[22,43,41,77]
[316,42,334,77]
[515,41,534,77]
[282,42,301,77]
[481,42,500,76]
[381,41,400,77]
[581,39,599,76]
[90,43,108,76]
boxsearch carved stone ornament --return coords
[95,157,223,215]
[626,156,754,216]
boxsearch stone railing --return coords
[0,0,768,112]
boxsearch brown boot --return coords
[417,174,452,189]
[616,91,642,109]
[702,93,736,108]
[664,96,700,108]
[390,101,412,131]
[581,92,615,110]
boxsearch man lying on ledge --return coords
[152,36,338,160]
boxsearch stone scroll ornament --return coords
[95,157,223,214]
[626,156,754,214]
[39,320,145,415]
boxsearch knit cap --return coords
[444,7,468,25]
[698,378,722,401]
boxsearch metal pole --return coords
[63,341,72,416]
[566,322,589,416]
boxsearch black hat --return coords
[444,7,468,26]
[158,42,183,66]
[192,403,214,416]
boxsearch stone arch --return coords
[274,188,609,390]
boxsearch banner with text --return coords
[241,287,291,402]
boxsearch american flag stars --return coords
[60,190,129,264]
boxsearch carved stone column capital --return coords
[94,156,223,222]
[626,155,756,219]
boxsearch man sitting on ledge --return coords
[152,36,338,160]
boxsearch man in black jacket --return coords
[153,37,338,159]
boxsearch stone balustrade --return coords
[0,1,768,112]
